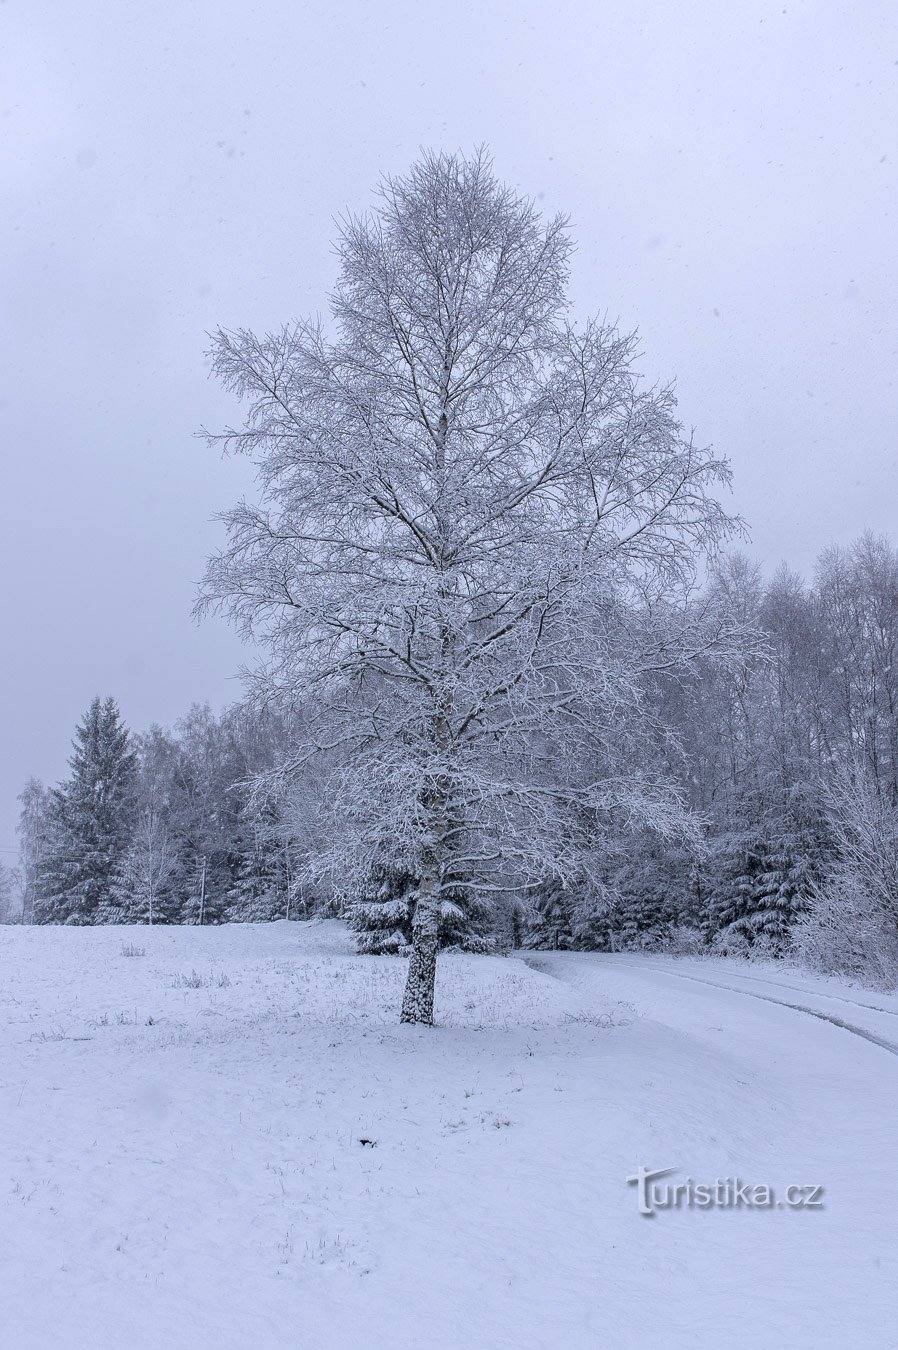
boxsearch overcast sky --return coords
[1,0,896,856]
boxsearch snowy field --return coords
[2,922,897,1349]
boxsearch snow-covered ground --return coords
[2,922,896,1349]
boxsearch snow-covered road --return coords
[533,950,898,1347]
[590,952,898,1054]
[1,924,896,1349]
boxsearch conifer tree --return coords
[224,819,292,922]
[348,857,493,954]
[702,822,817,955]
[36,697,137,924]
[348,859,419,954]
[523,879,577,950]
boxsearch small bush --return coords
[664,925,705,956]
[169,969,232,989]
[120,942,146,958]
[791,872,898,988]
[170,969,212,989]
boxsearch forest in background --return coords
[7,530,897,987]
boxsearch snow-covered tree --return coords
[523,877,582,950]
[200,150,737,1021]
[0,862,21,924]
[793,770,898,984]
[703,825,814,954]
[104,808,181,924]
[36,698,137,924]
[17,777,54,925]
[347,858,419,954]
[162,703,299,924]
[224,807,294,923]
[661,556,828,953]
[815,534,898,802]
[347,852,493,954]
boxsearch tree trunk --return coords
[400,888,439,1024]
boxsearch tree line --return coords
[16,700,303,928]
[13,530,898,990]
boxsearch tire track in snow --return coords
[637,961,898,1020]
[606,959,898,1058]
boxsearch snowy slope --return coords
[1,923,896,1349]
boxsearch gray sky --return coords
[1,0,896,856]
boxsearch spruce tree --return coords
[523,880,577,950]
[224,828,290,922]
[349,860,418,954]
[703,823,817,955]
[349,857,495,955]
[36,697,137,924]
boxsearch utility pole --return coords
[198,855,207,926]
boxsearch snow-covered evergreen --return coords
[34,697,137,925]
[348,857,494,955]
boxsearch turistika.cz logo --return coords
[627,1167,825,1217]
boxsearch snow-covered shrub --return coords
[792,872,898,987]
[708,924,752,959]
[170,969,214,989]
[664,924,705,955]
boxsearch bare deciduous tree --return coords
[17,777,52,925]
[793,769,898,984]
[111,808,179,925]
[200,150,736,1022]
[0,861,21,925]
